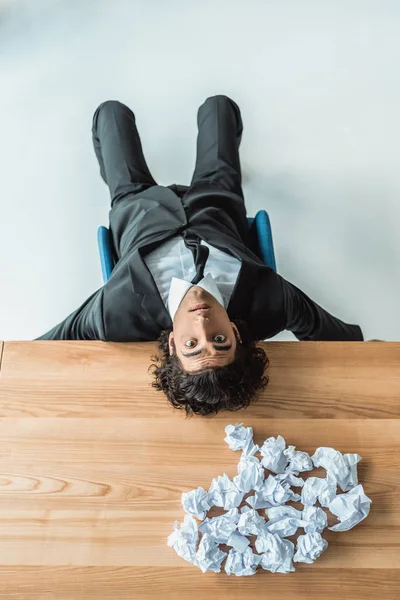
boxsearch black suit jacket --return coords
[37,183,363,342]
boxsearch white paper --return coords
[225,547,262,576]
[312,447,362,492]
[233,455,265,493]
[275,471,305,488]
[247,474,301,509]
[237,506,267,536]
[294,532,328,563]
[224,423,258,456]
[168,424,372,576]
[265,505,307,537]
[267,505,304,521]
[328,484,372,532]
[301,474,337,507]
[208,473,244,510]
[284,445,313,473]
[265,518,304,537]
[227,530,251,553]
[255,530,295,573]
[194,533,227,573]
[181,487,211,520]
[198,508,239,543]
[167,515,199,563]
[302,505,328,533]
[259,435,288,474]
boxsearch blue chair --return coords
[97,210,277,284]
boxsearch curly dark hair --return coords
[148,319,269,416]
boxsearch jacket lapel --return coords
[129,247,173,331]
[189,226,263,317]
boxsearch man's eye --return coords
[185,340,196,348]
[214,335,226,343]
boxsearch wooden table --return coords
[0,341,399,599]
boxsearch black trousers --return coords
[91,94,247,232]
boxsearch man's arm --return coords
[277,274,363,341]
[35,288,106,340]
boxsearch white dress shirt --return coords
[143,235,242,321]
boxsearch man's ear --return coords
[231,322,242,343]
[168,332,175,356]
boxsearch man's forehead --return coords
[184,357,234,372]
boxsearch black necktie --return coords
[182,230,210,284]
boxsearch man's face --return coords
[168,286,240,373]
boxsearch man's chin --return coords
[178,287,216,316]
[189,286,213,300]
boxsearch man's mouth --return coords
[189,303,210,312]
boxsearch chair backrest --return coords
[97,226,115,284]
[249,210,277,272]
[98,209,276,283]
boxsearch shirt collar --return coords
[167,273,225,321]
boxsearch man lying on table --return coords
[37,95,363,415]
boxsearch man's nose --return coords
[193,313,210,322]
[193,316,211,330]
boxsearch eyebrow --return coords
[181,343,233,358]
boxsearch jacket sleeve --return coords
[35,288,106,340]
[277,273,363,341]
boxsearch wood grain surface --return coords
[0,341,399,599]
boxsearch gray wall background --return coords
[1,0,399,341]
